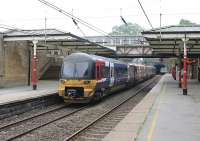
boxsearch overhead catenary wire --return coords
[3,12,200,26]
[0,24,54,50]
[38,0,112,39]
[0,24,116,53]
[137,0,154,29]
[0,24,42,37]
[120,8,128,25]
[71,9,86,37]
[120,16,128,25]
[0,24,67,53]
[72,18,86,37]
[0,24,60,53]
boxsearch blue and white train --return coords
[58,53,155,103]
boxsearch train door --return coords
[109,62,114,87]
[134,66,137,82]
[198,66,200,82]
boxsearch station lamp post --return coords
[32,40,38,90]
[182,37,189,95]
[179,55,182,88]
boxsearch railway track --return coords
[64,76,160,141]
[0,76,160,141]
[0,104,68,131]
[0,94,62,120]
[0,104,88,141]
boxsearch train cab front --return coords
[58,59,96,103]
[59,79,97,103]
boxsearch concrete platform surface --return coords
[0,80,58,105]
[136,74,200,141]
[103,74,200,141]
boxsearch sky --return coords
[1,0,200,36]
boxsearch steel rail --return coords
[63,76,158,141]
[0,104,68,131]
[6,105,88,141]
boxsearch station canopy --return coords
[142,25,200,58]
[3,29,116,56]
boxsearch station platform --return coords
[103,74,200,141]
[0,80,58,105]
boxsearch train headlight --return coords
[84,80,90,84]
[60,79,67,84]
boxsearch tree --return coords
[109,22,144,36]
[179,19,196,26]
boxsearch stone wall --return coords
[0,41,51,88]
[3,41,29,87]
[0,34,4,88]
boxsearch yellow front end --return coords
[58,79,97,103]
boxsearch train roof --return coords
[64,52,126,64]
[128,63,155,68]
[128,63,145,67]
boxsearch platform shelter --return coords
[0,29,115,89]
[142,25,200,95]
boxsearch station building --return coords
[0,29,115,88]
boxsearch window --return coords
[101,64,110,78]
[62,62,90,78]
[114,65,128,78]
[96,65,100,79]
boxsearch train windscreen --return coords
[61,61,90,79]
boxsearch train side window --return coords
[123,67,128,77]
[101,65,109,78]
[111,68,114,77]
[96,65,100,79]
[114,68,118,77]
